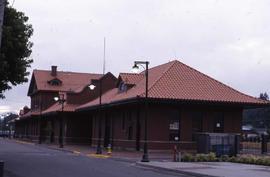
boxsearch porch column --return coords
[38,118,42,144]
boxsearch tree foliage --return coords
[243,92,270,129]
[259,92,269,101]
[0,1,33,98]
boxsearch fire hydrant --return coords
[107,144,112,156]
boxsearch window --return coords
[47,79,62,86]
[169,120,180,141]
[168,110,180,141]
[169,120,179,131]
[118,82,127,92]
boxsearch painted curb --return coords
[87,154,111,158]
[136,162,220,177]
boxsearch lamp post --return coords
[89,78,103,154]
[132,61,149,162]
[54,93,66,148]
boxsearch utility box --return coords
[196,133,240,156]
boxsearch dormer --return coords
[117,73,144,92]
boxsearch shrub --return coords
[262,157,270,166]
[256,158,265,165]
[181,153,270,166]
[196,154,207,162]
[182,153,217,162]
[229,155,270,166]
[208,152,217,161]
[221,155,230,162]
[229,156,236,162]
[181,153,195,162]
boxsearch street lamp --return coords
[132,61,149,162]
[89,84,96,90]
[89,80,103,154]
[54,93,66,148]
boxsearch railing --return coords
[195,133,239,156]
[241,135,269,155]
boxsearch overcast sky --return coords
[0,0,270,114]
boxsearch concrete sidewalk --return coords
[44,144,174,162]
[137,161,270,177]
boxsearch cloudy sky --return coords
[0,0,270,114]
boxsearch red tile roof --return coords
[42,102,78,115]
[31,70,102,93]
[19,110,40,120]
[24,69,104,115]
[78,60,269,110]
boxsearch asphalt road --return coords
[0,139,190,177]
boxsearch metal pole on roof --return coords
[96,78,102,154]
[95,37,106,154]
[102,37,106,75]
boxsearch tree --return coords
[0,1,33,98]
[243,92,270,130]
[259,92,269,101]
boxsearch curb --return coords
[87,154,111,159]
[14,140,35,145]
[12,139,76,154]
[136,162,220,177]
[110,157,138,163]
[38,145,75,154]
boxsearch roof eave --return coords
[76,96,140,112]
[76,97,270,112]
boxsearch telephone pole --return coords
[0,0,5,49]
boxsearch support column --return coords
[38,118,42,144]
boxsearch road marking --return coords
[73,150,81,154]
[15,140,34,145]
[87,153,111,158]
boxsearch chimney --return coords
[51,65,57,76]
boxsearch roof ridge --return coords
[119,72,143,75]
[34,69,102,75]
[178,61,267,103]
[139,60,177,97]
[146,60,176,73]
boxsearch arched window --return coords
[47,78,62,86]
